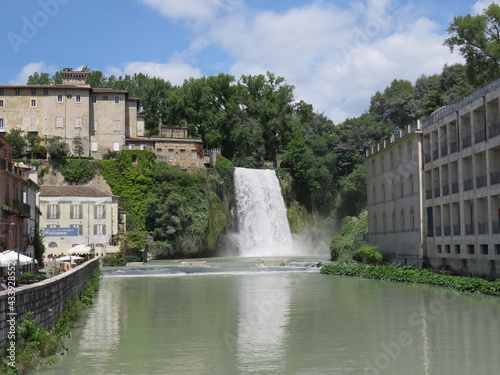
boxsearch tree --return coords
[72,136,84,158]
[444,3,500,85]
[46,137,69,160]
[27,72,51,85]
[5,128,27,158]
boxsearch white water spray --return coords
[232,167,295,257]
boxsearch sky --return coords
[0,0,496,124]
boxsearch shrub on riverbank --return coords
[320,263,500,296]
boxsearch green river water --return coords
[37,258,500,375]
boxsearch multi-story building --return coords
[0,135,39,253]
[39,186,121,258]
[366,123,425,267]
[367,78,500,277]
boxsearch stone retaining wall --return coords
[0,258,100,354]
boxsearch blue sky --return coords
[0,0,496,123]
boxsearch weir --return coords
[232,167,294,256]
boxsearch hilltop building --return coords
[367,78,500,277]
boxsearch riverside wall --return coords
[0,258,100,354]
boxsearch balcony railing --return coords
[0,158,27,178]
[451,182,459,194]
[464,178,473,191]
[3,198,31,217]
[489,124,500,138]
[453,225,461,236]
[478,222,489,234]
[450,141,458,153]
[441,146,448,157]
[465,224,474,235]
[435,226,442,236]
[434,187,440,198]
[424,153,431,163]
[476,175,487,188]
[426,189,432,200]
[462,136,472,148]
[433,149,439,160]
[475,129,486,143]
[491,171,500,185]
[492,221,500,234]
[442,184,449,196]
[444,225,451,236]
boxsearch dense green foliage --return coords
[321,264,500,296]
[353,246,383,264]
[99,150,155,231]
[57,158,97,184]
[329,212,368,262]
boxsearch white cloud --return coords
[136,0,242,21]
[108,61,202,85]
[472,0,497,14]
[9,62,57,85]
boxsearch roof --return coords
[92,88,128,94]
[0,84,90,90]
[40,186,118,198]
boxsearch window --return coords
[75,118,82,128]
[381,183,385,202]
[0,89,4,95]
[113,142,120,151]
[92,96,96,104]
[455,245,461,254]
[76,95,81,103]
[94,224,106,235]
[47,204,60,219]
[371,160,375,176]
[94,205,106,219]
[30,99,36,107]
[410,207,415,229]
[398,145,403,164]
[70,224,83,235]
[381,155,385,172]
[481,244,489,255]
[0,100,3,107]
[114,96,120,104]
[437,245,442,253]
[0,118,5,131]
[156,148,162,155]
[191,150,197,161]
[113,120,120,131]
[70,204,83,219]
[56,117,63,128]
[400,209,405,231]
[169,149,174,160]
[30,118,36,131]
[43,88,49,95]
[390,151,394,169]
[392,211,396,232]
[383,212,387,232]
[103,95,108,100]
[467,245,475,254]
[31,88,36,95]
[57,94,63,102]
[91,142,98,152]
[15,89,20,96]
[408,141,412,160]
[400,178,404,198]
[409,175,414,195]
[372,186,376,204]
[180,149,186,160]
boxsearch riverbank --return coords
[320,263,500,296]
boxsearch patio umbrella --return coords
[67,244,92,254]
[58,255,84,262]
[0,250,37,265]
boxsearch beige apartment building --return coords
[0,68,142,159]
[367,78,500,277]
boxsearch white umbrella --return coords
[58,255,84,262]
[0,250,37,265]
[67,244,92,254]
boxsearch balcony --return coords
[450,141,458,153]
[453,225,461,236]
[426,189,432,200]
[492,220,500,234]
[424,153,431,163]
[465,224,474,235]
[444,225,451,236]
[476,175,487,188]
[435,226,442,236]
[441,146,448,157]
[478,222,489,234]
[451,182,459,194]
[3,198,31,217]
[489,124,500,138]
[434,187,441,198]
[462,136,472,148]
[463,178,473,191]
[0,158,27,179]
[442,184,449,196]
[433,149,439,160]
[475,129,486,143]
[491,171,500,185]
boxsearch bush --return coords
[353,246,383,264]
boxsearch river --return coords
[38,257,500,375]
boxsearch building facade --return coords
[366,124,425,266]
[367,78,500,277]
[0,135,39,253]
[39,186,121,258]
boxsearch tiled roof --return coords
[40,186,117,198]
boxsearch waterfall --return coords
[232,167,294,257]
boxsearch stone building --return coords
[367,78,500,277]
[39,186,121,259]
[366,123,425,266]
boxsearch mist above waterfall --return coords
[229,167,297,257]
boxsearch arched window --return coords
[382,183,385,202]
[409,174,414,195]
[372,160,376,177]
[400,178,404,198]
[373,214,377,232]
[392,210,396,232]
[373,186,376,204]
[383,212,387,232]
[410,207,415,229]
[400,209,405,231]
